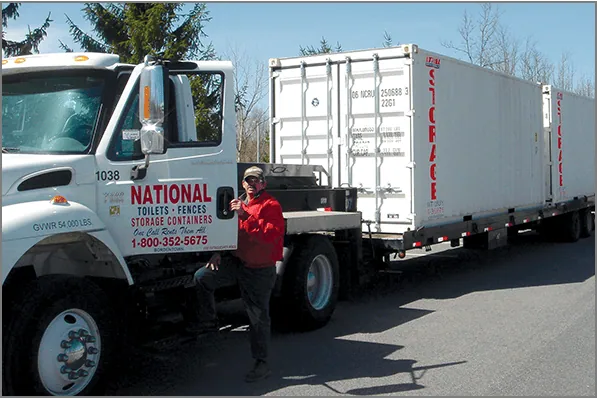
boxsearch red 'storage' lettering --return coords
[428,68,438,200]
[430,164,437,180]
[429,144,436,162]
[428,87,436,105]
[131,184,213,205]
[428,69,435,85]
[556,97,563,187]
[428,125,436,143]
[428,107,436,124]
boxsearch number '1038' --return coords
[96,170,120,181]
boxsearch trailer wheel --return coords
[580,209,594,238]
[2,275,116,396]
[279,236,340,331]
[561,210,581,243]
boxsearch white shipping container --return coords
[542,85,595,204]
[269,45,546,234]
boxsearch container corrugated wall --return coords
[270,45,593,235]
[411,48,545,229]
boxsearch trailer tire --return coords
[562,210,581,243]
[2,275,116,396]
[580,209,594,238]
[278,236,340,331]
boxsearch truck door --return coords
[95,62,238,256]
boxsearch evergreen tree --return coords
[2,3,52,57]
[60,3,215,63]
[299,37,342,56]
[299,32,399,56]
[62,3,220,141]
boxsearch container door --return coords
[271,62,340,187]
[338,56,413,233]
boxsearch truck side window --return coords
[107,71,223,161]
[107,79,178,161]
[107,84,144,161]
[169,72,223,147]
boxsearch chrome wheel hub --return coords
[38,309,101,395]
[307,254,333,311]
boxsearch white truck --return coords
[2,45,593,396]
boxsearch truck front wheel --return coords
[3,275,116,396]
[278,236,340,331]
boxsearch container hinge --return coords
[271,71,281,78]
[403,59,413,66]
[405,109,415,117]
[272,117,281,125]
[406,162,416,169]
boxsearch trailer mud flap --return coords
[463,228,508,250]
[487,228,508,250]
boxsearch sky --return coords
[4,1,595,96]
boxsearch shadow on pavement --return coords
[106,232,593,396]
[358,232,595,302]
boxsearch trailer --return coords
[1,46,593,396]
[268,44,595,259]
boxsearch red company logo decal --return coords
[131,184,212,205]
[428,63,438,200]
[556,93,563,187]
[425,56,441,69]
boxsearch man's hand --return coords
[230,198,247,218]
[205,253,221,271]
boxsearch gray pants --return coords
[193,256,277,361]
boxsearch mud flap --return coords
[487,228,508,250]
[463,228,508,250]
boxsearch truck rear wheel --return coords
[2,275,116,396]
[278,236,340,331]
[562,210,581,242]
[580,209,594,238]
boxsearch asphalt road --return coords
[107,232,595,396]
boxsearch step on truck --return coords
[2,45,594,396]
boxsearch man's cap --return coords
[243,166,265,181]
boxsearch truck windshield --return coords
[2,72,108,154]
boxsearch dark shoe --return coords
[185,320,219,335]
[245,360,271,383]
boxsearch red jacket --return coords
[233,191,285,268]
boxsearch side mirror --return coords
[138,62,166,154]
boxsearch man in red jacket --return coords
[191,166,285,382]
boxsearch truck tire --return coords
[278,236,340,331]
[580,209,594,238]
[562,210,581,243]
[2,275,116,396]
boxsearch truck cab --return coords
[2,53,239,285]
[2,53,240,395]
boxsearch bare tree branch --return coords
[222,43,269,162]
[555,51,575,91]
[441,9,476,64]
[574,74,595,98]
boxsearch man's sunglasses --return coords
[244,176,261,184]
